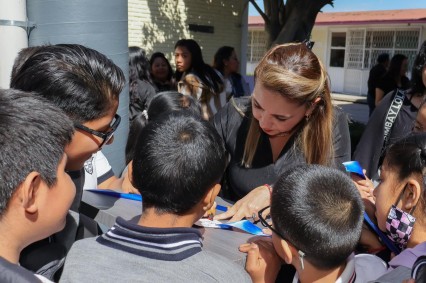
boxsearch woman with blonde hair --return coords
[214,42,351,221]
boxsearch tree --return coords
[249,0,333,48]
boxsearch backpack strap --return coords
[381,89,406,155]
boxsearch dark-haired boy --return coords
[11,43,126,210]
[11,44,125,278]
[60,112,251,282]
[0,89,75,282]
[240,165,387,283]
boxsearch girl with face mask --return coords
[356,133,426,281]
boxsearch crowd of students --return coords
[0,39,426,283]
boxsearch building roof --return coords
[249,9,426,27]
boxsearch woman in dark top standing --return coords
[375,54,410,106]
[214,42,351,221]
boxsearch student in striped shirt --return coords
[61,112,251,282]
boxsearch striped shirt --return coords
[97,217,203,261]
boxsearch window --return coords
[364,29,420,71]
[247,30,267,63]
[329,32,346,67]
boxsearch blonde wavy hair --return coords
[242,43,334,167]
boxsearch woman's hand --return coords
[214,185,270,222]
[239,240,281,283]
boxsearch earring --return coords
[305,115,310,122]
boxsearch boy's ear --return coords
[202,184,221,211]
[403,178,422,211]
[17,172,41,214]
[277,238,293,265]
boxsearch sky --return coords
[249,0,426,16]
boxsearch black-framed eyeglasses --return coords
[74,114,121,148]
[258,206,287,240]
[258,206,307,268]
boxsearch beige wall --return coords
[311,27,328,67]
[129,0,244,66]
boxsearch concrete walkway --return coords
[331,93,369,124]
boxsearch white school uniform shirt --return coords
[292,253,387,283]
[83,151,114,190]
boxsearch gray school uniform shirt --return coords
[60,217,251,283]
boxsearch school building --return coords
[128,0,248,71]
[248,9,426,95]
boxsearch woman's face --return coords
[175,46,192,73]
[224,50,239,74]
[151,57,169,82]
[252,82,310,136]
[373,162,405,232]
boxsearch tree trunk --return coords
[273,0,332,45]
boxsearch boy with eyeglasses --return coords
[11,44,125,279]
[11,43,125,211]
[240,165,387,283]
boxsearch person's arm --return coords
[94,152,139,193]
[331,108,351,169]
[375,88,385,106]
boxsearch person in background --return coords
[375,54,410,106]
[174,39,225,120]
[367,53,389,116]
[129,46,156,121]
[149,52,175,92]
[354,41,426,182]
[213,42,351,221]
[213,46,250,98]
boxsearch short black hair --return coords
[11,44,125,123]
[10,46,43,81]
[0,89,74,215]
[125,91,201,164]
[132,111,226,214]
[271,165,364,270]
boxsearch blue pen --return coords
[216,204,228,212]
